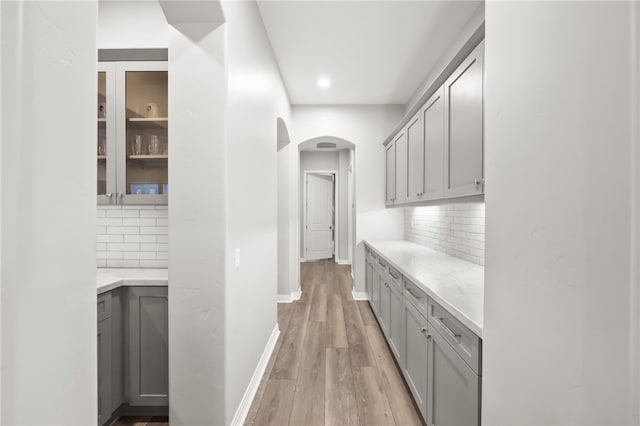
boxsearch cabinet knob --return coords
[106,193,113,198]
[474,179,480,185]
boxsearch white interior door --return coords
[306,173,334,260]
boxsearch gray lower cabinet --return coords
[387,280,405,367]
[365,244,482,426]
[427,327,480,426]
[365,259,373,301]
[97,317,112,426]
[403,298,429,419]
[98,286,168,425]
[371,266,381,316]
[129,286,169,406]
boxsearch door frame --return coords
[303,169,338,262]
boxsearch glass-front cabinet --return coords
[97,61,168,205]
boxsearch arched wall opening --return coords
[298,136,356,283]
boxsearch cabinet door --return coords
[444,41,484,198]
[371,268,381,316]
[394,132,408,204]
[406,112,425,203]
[427,328,480,426]
[402,299,429,420]
[116,61,169,205]
[98,318,112,426]
[423,87,445,200]
[365,260,373,300]
[387,283,405,367]
[97,63,117,205]
[379,279,390,335]
[385,143,395,204]
[129,286,169,406]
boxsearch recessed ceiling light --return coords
[318,77,331,89]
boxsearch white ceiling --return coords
[257,0,483,105]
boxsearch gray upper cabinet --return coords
[444,40,484,198]
[385,143,396,205]
[383,39,484,206]
[406,112,425,203]
[98,61,169,205]
[423,87,445,200]
[427,326,480,426]
[129,286,169,407]
[394,131,408,205]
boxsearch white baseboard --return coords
[352,290,368,301]
[336,258,350,265]
[230,324,280,426]
[277,288,302,303]
[300,257,306,262]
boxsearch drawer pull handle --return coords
[420,327,432,339]
[439,317,462,339]
[406,287,422,300]
[389,270,399,280]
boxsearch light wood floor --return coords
[245,260,424,426]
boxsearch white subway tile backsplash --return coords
[124,234,157,243]
[140,209,168,218]
[141,243,168,252]
[123,218,157,227]
[124,251,157,260]
[106,209,140,218]
[405,202,485,266]
[107,226,140,235]
[140,226,168,235]
[107,243,140,252]
[97,205,168,268]
[140,259,168,268]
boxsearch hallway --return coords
[245,260,423,426]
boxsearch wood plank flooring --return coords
[245,260,423,426]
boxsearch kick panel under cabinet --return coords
[364,244,482,426]
[384,40,484,206]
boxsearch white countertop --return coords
[97,268,168,294]
[364,240,484,337]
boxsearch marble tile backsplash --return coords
[404,202,485,266]
[96,205,168,268]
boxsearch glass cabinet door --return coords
[97,63,116,204]
[116,62,168,204]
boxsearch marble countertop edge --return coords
[364,240,484,338]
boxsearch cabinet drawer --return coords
[404,277,428,315]
[428,299,481,374]
[97,292,112,322]
[376,256,388,274]
[387,266,403,293]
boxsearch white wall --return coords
[338,149,350,262]
[291,105,405,296]
[483,1,639,424]
[98,0,168,49]
[277,122,292,298]
[222,1,291,423]
[165,14,227,426]
[1,2,97,423]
